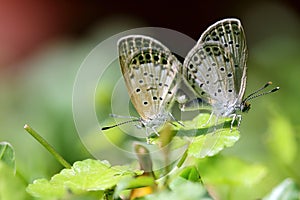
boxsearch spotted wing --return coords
[183,42,240,114]
[198,18,248,102]
[118,35,181,120]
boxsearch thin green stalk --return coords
[24,124,71,169]
[176,148,188,168]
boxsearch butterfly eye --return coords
[242,102,251,113]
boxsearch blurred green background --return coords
[0,0,299,199]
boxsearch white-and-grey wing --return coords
[182,18,248,114]
[118,35,181,120]
[183,42,238,110]
[199,18,248,102]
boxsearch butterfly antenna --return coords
[245,81,272,99]
[101,119,140,130]
[244,82,279,102]
[245,87,280,102]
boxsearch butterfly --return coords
[180,18,279,129]
[102,35,182,141]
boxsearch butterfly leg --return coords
[151,127,160,136]
[230,114,236,131]
[237,115,242,128]
[146,137,151,144]
[213,115,219,132]
[144,127,150,144]
[229,114,242,131]
[168,112,184,127]
[144,127,156,144]
[202,111,214,127]
[143,127,159,144]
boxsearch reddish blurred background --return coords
[1,0,299,71]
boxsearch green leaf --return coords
[263,178,300,200]
[182,114,240,158]
[178,166,201,182]
[114,176,156,199]
[119,176,155,190]
[197,156,267,187]
[195,156,268,199]
[144,178,213,200]
[0,162,30,200]
[27,179,66,198]
[267,111,297,165]
[0,142,15,172]
[188,129,239,158]
[27,159,143,198]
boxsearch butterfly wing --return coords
[182,18,248,115]
[118,35,181,120]
[183,42,239,115]
[199,18,248,102]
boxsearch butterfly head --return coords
[241,101,251,113]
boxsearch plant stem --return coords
[24,124,71,169]
[176,148,188,168]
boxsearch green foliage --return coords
[114,176,156,198]
[25,158,214,199]
[177,166,202,182]
[0,162,31,200]
[263,179,300,200]
[188,128,239,158]
[267,110,297,165]
[24,112,243,199]
[178,114,240,158]
[0,142,31,200]
[142,166,212,200]
[4,100,294,200]
[22,109,299,199]
[197,156,267,187]
[144,180,212,200]
[27,159,143,199]
[0,142,15,172]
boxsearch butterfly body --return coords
[138,111,169,130]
